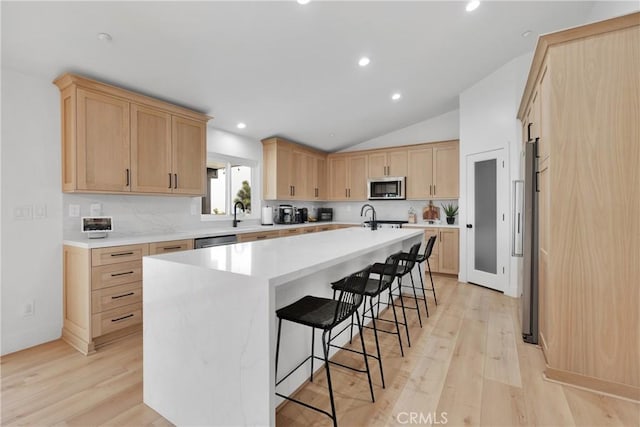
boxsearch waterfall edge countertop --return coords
[142,227,423,426]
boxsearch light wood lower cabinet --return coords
[63,241,192,355]
[149,239,194,255]
[237,230,280,242]
[422,227,459,275]
[279,228,303,237]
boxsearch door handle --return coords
[466,224,473,228]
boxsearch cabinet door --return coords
[328,156,348,200]
[407,147,433,199]
[171,116,206,195]
[315,156,326,200]
[130,104,172,193]
[367,152,387,178]
[76,89,130,192]
[276,142,293,200]
[387,149,408,177]
[348,154,368,200]
[438,228,459,274]
[149,239,194,255]
[538,65,550,160]
[291,149,308,200]
[537,157,550,355]
[424,229,439,273]
[433,143,459,198]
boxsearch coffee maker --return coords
[276,205,294,224]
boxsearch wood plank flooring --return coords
[2,277,638,426]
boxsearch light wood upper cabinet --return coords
[262,137,327,201]
[54,73,210,195]
[407,141,458,199]
[76,89,130,192]
[328,153,368,201]
[367,149,407,178]
[130,104,172,193]
[172,116,206,195]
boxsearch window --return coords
[202,156,256,217]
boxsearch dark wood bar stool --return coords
[331,252,403,389]
[274,266,374,427]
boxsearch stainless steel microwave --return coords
[367,177,406,200]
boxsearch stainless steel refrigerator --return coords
[521,139,539,344]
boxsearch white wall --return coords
[341,109,459,152]
[588,1,639,22]
[1,67,63,355]
[458,53,532,298]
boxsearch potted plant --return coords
[441,203,458,225]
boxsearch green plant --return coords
[441,203,458,218]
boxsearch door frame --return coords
[465,148,509,293]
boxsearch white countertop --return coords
[148,227,423,286]
[62,221,351,249]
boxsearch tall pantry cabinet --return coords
[518,13,639,401]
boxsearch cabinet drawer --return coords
[92,282,142,313]
[91,244,149,266]
[302,227,316,234]
[316,225,333,232]
[91,261,142,290]
[237,231,279,242]
[92,303,142,338]
[149,239,194,255]
[279,228,302,236]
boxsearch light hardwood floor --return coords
[2,277,638,426]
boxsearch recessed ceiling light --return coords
[466,0,480,12]
[521,30,533,38]
[358,57,371,67]
[297,0,310,4]
[97,32,112,42]
[391,93,402,101]
[236,122,246,129]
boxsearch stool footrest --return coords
[275,392,334,420]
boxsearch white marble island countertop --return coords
[148,227,423,286]
[143,227,423,426]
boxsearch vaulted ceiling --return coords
[3,1,603,151]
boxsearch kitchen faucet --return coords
[360,203,377,231]
[233,201,245,228]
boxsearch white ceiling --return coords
[2,1,603,151]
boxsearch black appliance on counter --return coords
[316,208,333,222]
[275,205,308,224]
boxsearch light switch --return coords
[34,204,47,219]
[90,203,102,216]
[14,205,33,220]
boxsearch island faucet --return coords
[233,201,245,228]
[360,203,377,231]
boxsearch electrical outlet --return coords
[23,300,35,318]
[69,204,80,217]
[14,205,33,220]
[34,204,47,219]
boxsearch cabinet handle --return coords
[174,174,178,189]
[111,292,135,300]
[125,169,130,187]
[433,185,436,195]
[111,314,134,322]
[111,271,134,277]
[527,122,533,142]
[256,235,267,240]
[429,185,432,196]
[348,188,351,197]
[110,252,134,257]
[535,171,540,193]
[293,186,295,196]
[345,188,348,197]
[162,246,182,250]
[168,173,172,189]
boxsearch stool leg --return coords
[388,290,404,357]
[369,296,385,389]
[310,327,315,382]
[322,330,338,427]
[349,312,354,344]
[396,277,411,347]
[275,318,282,382]
[355,311,375,403]
[409,270,423,327]
[418,262,430,317]
[427,259,438,305]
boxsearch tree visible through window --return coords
[202,160,254,216]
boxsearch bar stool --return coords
[274,266,374,427]
[392,242,424,347]
[399,242,430,319]
[330,252,403,389]
[416,235,438,306]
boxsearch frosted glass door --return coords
[466,149,506,292]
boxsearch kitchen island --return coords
[143,227,423,426]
